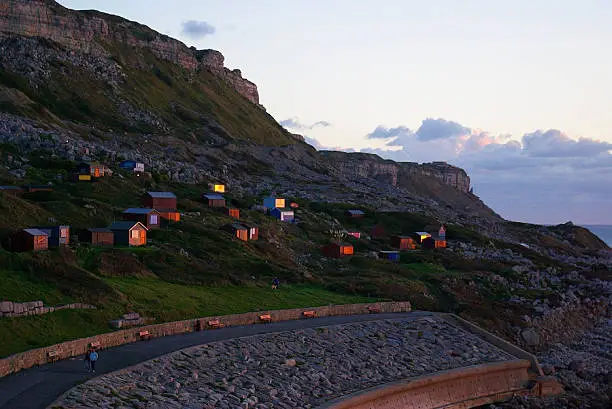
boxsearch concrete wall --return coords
[0,301,411,378]
[319,360,532,409]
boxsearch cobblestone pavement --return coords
[53,316,517,409]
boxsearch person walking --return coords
[89,349,99,373]
[272,277,280,290]
[84,347,92,371]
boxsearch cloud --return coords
[415,118,471,141]
[280,117,331,131]
[357,119,612,224]
[181,20,216,39]
[522,129,612,158]
[366,126,412,140]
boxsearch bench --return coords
[259,314,272,323]
[367,306,381,314]
[207,319,225,329]
[89,341,101,349]
[138,330,152,340]
[302,310,316,318]
[47,350,60,363]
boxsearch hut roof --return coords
[23,228,48,236]
[87,228,113,233]
[123,208,157,214]
[109,221,148,231]
[203,193,224,200]
[146,191,176,198]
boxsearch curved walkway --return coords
[0,311,430,409]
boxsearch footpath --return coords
[0,312,427,409]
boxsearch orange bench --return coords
[367,306,381,314]
[89,341,101,349]
[302,310,316,318]
[208,319,225,329]
[259,314,272,323]
[139,330,152,340]
[47,350,61,363]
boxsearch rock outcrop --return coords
[321,151,471,193]
[0,300,96,317]
[0,0,259,104]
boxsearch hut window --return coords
[150,214,158,225]
[131,230,140,239]
[60,229,68,238]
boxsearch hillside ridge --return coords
[0,0,259,104]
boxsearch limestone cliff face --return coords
[401,161,471,193]
[0,0,259,104]
[321,151,471,193]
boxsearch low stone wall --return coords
[319,360,532,409]
[0,301,411,378]
[0,300,96,318]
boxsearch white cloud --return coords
[358,119,612,224]
[181,20,216,39]
[280,117,331,131]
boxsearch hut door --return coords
[140,231,146,245]
[94,167,100,177]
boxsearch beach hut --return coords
[222,223,249,241]
[414,231,432,243]
[209,183,225,193]
[202,193,226,208]
[119,160,145,173]
[378,251,400,262]
[322,243,354,258]
[225,207,240,219]
[370,225,386,239]
[422,236,447,249]
[122,208,161,230]
[270,208,294,222]
[263,197,285,210]
[242,223,259,240]
[142,191,177,210]
[76,162,111,178]
[0,186,24,196]
[439,225,446,239]
[81,228,114,247]
[391,236,416,250]
[24,184,53,193]
[345,209,365,218]
[10,229,48,252]
[109,221,148,246]
[157,209,181,222]
[32,226,70,247]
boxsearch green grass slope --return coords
[0,39,295,146]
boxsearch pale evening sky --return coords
[57,1,612,225]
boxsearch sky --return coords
[57,0,612,225]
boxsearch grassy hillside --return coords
[0,38,294,146]
[0,147,605,357]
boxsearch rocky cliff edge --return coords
[0,0,259,104]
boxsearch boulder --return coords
[521,328,540,346]
[0,301,13,313]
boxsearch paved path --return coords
[0,311,431,409]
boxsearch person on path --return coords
[84,347,92,371]
[89,349,99,373]
[272,277,280,290]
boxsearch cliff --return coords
[0,0,259,104]
[321,151,471,193]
